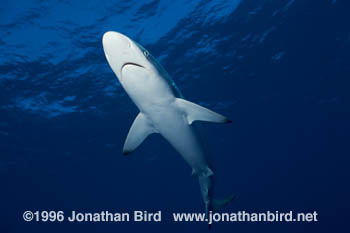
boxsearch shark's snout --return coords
[102,31,149,81]
[102,31,131,56]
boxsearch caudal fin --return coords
[212,194,235,211]
[208,195,235,230]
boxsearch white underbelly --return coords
[120,65,209,172]
[150,106,209,172]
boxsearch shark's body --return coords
[102,31,233,224]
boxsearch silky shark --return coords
[102,31,234,227]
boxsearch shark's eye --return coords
[143,50,149,57]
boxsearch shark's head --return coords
[102,31,182,98]
[102,31,152,82]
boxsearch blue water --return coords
[1,0,349,232]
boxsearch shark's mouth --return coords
[121,62,144,72]
[120,62,146,80]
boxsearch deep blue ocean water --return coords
[1,0,350,232]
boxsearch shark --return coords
[102,31,234,227]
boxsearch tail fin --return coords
[208,195,235,230]
[212,194,235,211]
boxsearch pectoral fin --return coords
[175,98,231,125]
[123,113,157,155]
